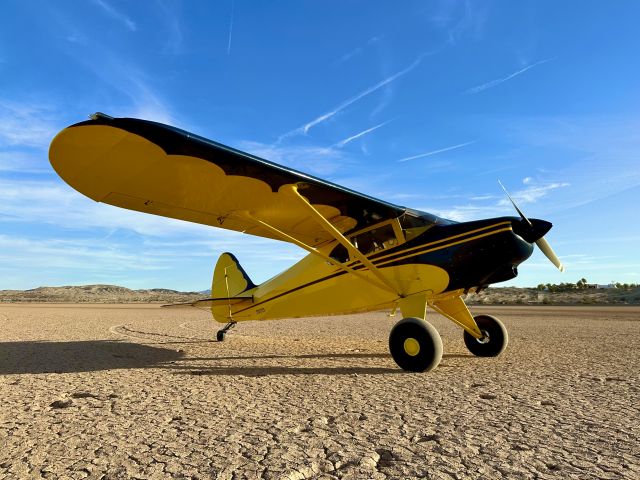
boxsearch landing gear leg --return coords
[216,321,236,342]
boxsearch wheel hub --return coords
[403,337,421,356]
[476,330,490,344]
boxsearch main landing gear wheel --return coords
[389,317,443,372]
[463,315,508,357]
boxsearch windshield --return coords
[399,210,440,241]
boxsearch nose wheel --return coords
[389,317,443,372]
[463,315,508,357]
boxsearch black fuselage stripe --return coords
[232,224,511,316]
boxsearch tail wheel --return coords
[389,317,443,372]
[464,314,508,357]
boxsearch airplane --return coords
[49,112,563,372]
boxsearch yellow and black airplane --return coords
[49,113,563,372]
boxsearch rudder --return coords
[212,252,257,299]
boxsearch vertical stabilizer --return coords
[212,252,256,298]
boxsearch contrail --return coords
[465,58,555,94]
[227,0,234,56]
[280,53,425,141]
[333,120,391,148]
[398,141,474,162]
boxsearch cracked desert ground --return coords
[0,304,638,479]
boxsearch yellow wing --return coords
[49,113,418,247]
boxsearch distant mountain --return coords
[0,284,638,305]
[0,284,208,303]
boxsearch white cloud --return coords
[58,43,175,125]
[0,100,59,148]
[422,180,570,222]
[0,150,52,174]
[0,235,164,273]
[91,0,137,32]
[238,141,347,177]
[0,176,306,289]
[429,0,488,44]
[498,182,570,206]
[0,176,310,250]
[108,67,174,124]
[0,178,223,237]
[430,204,498,222]
[156,1,184,54]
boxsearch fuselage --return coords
[224,215,541,322]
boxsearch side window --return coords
[352,224,398,255]
[328,222,401,263]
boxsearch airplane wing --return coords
[49,113,417,247]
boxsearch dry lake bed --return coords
[0,304,638,479]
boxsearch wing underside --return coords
[49,114,416,247]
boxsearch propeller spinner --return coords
[498,180,565,272]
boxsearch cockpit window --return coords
[351,224,398,255]
[329,222,401,263]
[328,212,447,262]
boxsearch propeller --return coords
[498,180,565,272]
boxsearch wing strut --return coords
[238,211,397,295]
[281,185,403,296]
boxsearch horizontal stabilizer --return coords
[161,296,253,309]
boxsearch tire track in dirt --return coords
[179,321,205,333]
[109,324,211,343]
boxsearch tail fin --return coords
[162,253,255,321]
[212,252,256,298]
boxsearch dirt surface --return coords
[0,304,638,479]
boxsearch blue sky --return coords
[1,0,639,290]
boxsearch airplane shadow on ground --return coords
[0,341,473,376]
[0,340,184,374]
[168,353,474,377]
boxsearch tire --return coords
[216,331,226,342]
[463,315,508,357]
[389,317,443,372]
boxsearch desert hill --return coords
[1,284,639,305]
[0,284,208,304]
[466,286,640,306]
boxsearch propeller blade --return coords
[535,237,565,272]
[498,179,531,226]
[498,180,564,272]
